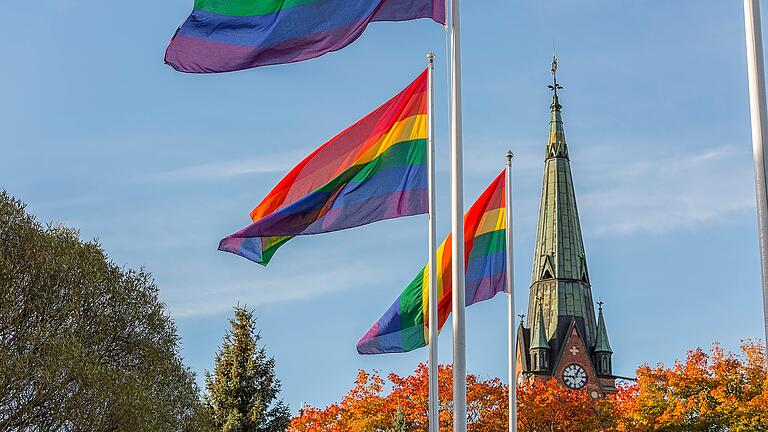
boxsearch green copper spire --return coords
[546,58,568,159]
[594,302,613,353]
[528,57,598,352]
[530,300,550,350]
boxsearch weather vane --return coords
[548,56,563,95]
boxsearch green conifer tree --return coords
[205,307,290,432]
[387,407,413,432]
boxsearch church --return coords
[516,60,616,398]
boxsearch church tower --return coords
[517,58,616,397]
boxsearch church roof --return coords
[594,303,613,353]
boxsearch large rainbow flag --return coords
[219,70,429,265]
[357,171,508,354]
[165,0,445,73]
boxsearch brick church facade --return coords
[516,59,616,399]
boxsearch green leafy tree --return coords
[205,306,290,432]
[0,191,212,431]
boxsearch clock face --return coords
[562,364,587,389]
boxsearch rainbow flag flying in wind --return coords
[165,0,445,73]
[357,171,508,354]
[219,70,429,265]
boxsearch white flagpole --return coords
[505,151,517,432]
[427,51,440,432]
[448,0,467,429]
[743,0,768,365]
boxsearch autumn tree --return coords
[610,340,768,432]
[289,363,508,432]
[0,191,211,431]
[289,336,767,432]
[205,306,290,432]
[516,379,610,432]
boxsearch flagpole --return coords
[448,0,467,429]
[743,0,768,366]
[505,151,517,432]
[427,51,440,432]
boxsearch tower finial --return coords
[547,56,563,96]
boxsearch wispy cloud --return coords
[166,265,376,318]
[576,144,755,235]
[144,152,305,182]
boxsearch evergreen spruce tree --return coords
[387,407,413,432]
[205,307,290,432]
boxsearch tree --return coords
[289,363,508,432]
[205,306,290,432]
[516,379,609,432]
[0,191,211,431]
[289,341,766,432]
[610,340,768,432]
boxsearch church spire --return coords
[594,302,613,353]
[530,300,550,372]
[593,301,613,376]
[546,56,568,160]
[529,57,597,350]
[518,58,617,393]
[530,300,550,350]
[531,57,588,286]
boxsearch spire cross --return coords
[518,313,525,324]
[597,300,604,311]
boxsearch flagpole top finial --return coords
[506,150,514,161]
[427,51,435,63]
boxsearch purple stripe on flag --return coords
[467,273,507,305]
[165,0,444,73]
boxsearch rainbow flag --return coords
[165,0,445,73]
[219,70,429,265]
[357,171,508,354]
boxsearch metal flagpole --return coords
[427,51,440,432]
[448,0,467,429]
[743,0,768,366]
[505,151,517,432]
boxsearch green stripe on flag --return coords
[194,0,321,17]
[398,268,429,350]
[468,230,506,259]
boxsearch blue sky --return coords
[2,0,765,412]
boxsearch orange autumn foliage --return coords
[289,363,602,432]
[517,379,610,432]
[289,340,767,432]
[609,340,768,432]
[289,363,506,432]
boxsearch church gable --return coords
[551,320,602,396]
